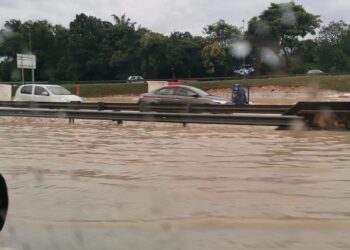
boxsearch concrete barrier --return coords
[147,81,168,92]
[147,81,186,92]
[0,85,12,101]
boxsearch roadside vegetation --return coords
[59,75,350,98]
[189,76,350,92]
[2,2,350,83]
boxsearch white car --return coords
[127,76,146,83]
[306,69,325,75]
[234,67,255,76]
[13,84,83,102]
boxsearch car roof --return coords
[153,85,206,93]
[156,85,197,90]
[154,85,183,90]
[307,69,324,73]
[19,84,61,88]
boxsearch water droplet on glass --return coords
[231,41,252,59]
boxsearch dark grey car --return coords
[138,85,231,105]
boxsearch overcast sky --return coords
[1,0,349,34]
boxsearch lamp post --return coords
[29,30,35,84]
[242,19,246,80]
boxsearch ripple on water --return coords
[0,117,350,250]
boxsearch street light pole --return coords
[29,31,34,84]
[242,19,246,80]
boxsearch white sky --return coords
[0,0,349,34]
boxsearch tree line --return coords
[0,1,349,82]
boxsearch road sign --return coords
[16,54,36,69]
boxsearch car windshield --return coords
[188,87,209,96]
[46,86,71,95]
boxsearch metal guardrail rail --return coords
[0,101,292,114]
[284,102,350,129]
[283,102,350,115]
[1,101,348,128]
[0,108,301,127]
[0,101,139,111]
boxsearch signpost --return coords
[16,54,36,84]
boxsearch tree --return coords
[292,39,318,72]
[108,14,147,79]
[165,32,205,78]
[67,14,113,80]
[0,19,69,81]
[318,21,349,46]
[0,20,24,81]
[201,42,225,75]
[202,20,241,76]
[52,25,69,80]
[112,14,136,29]
[317,21,350,73]
[203,19,241,48]
[22,20,57,80]
[248,1,321,71]
[140,32,168,78]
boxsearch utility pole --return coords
[242,19,246,80]
[21,56,24,85]
[29,30,35,84]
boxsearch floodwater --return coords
[0,117,350,250]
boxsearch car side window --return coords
[34,86,48,96]
[156,88,175,95]
[20,86,32,95]
[176,88,195,96]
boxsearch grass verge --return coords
[10,75,350,98]
[187,76,350,92]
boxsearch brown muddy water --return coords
[0,117,350,250]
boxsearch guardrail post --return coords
[186,104,192,113]
[112,120,123,125]
[97,102,105,111]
